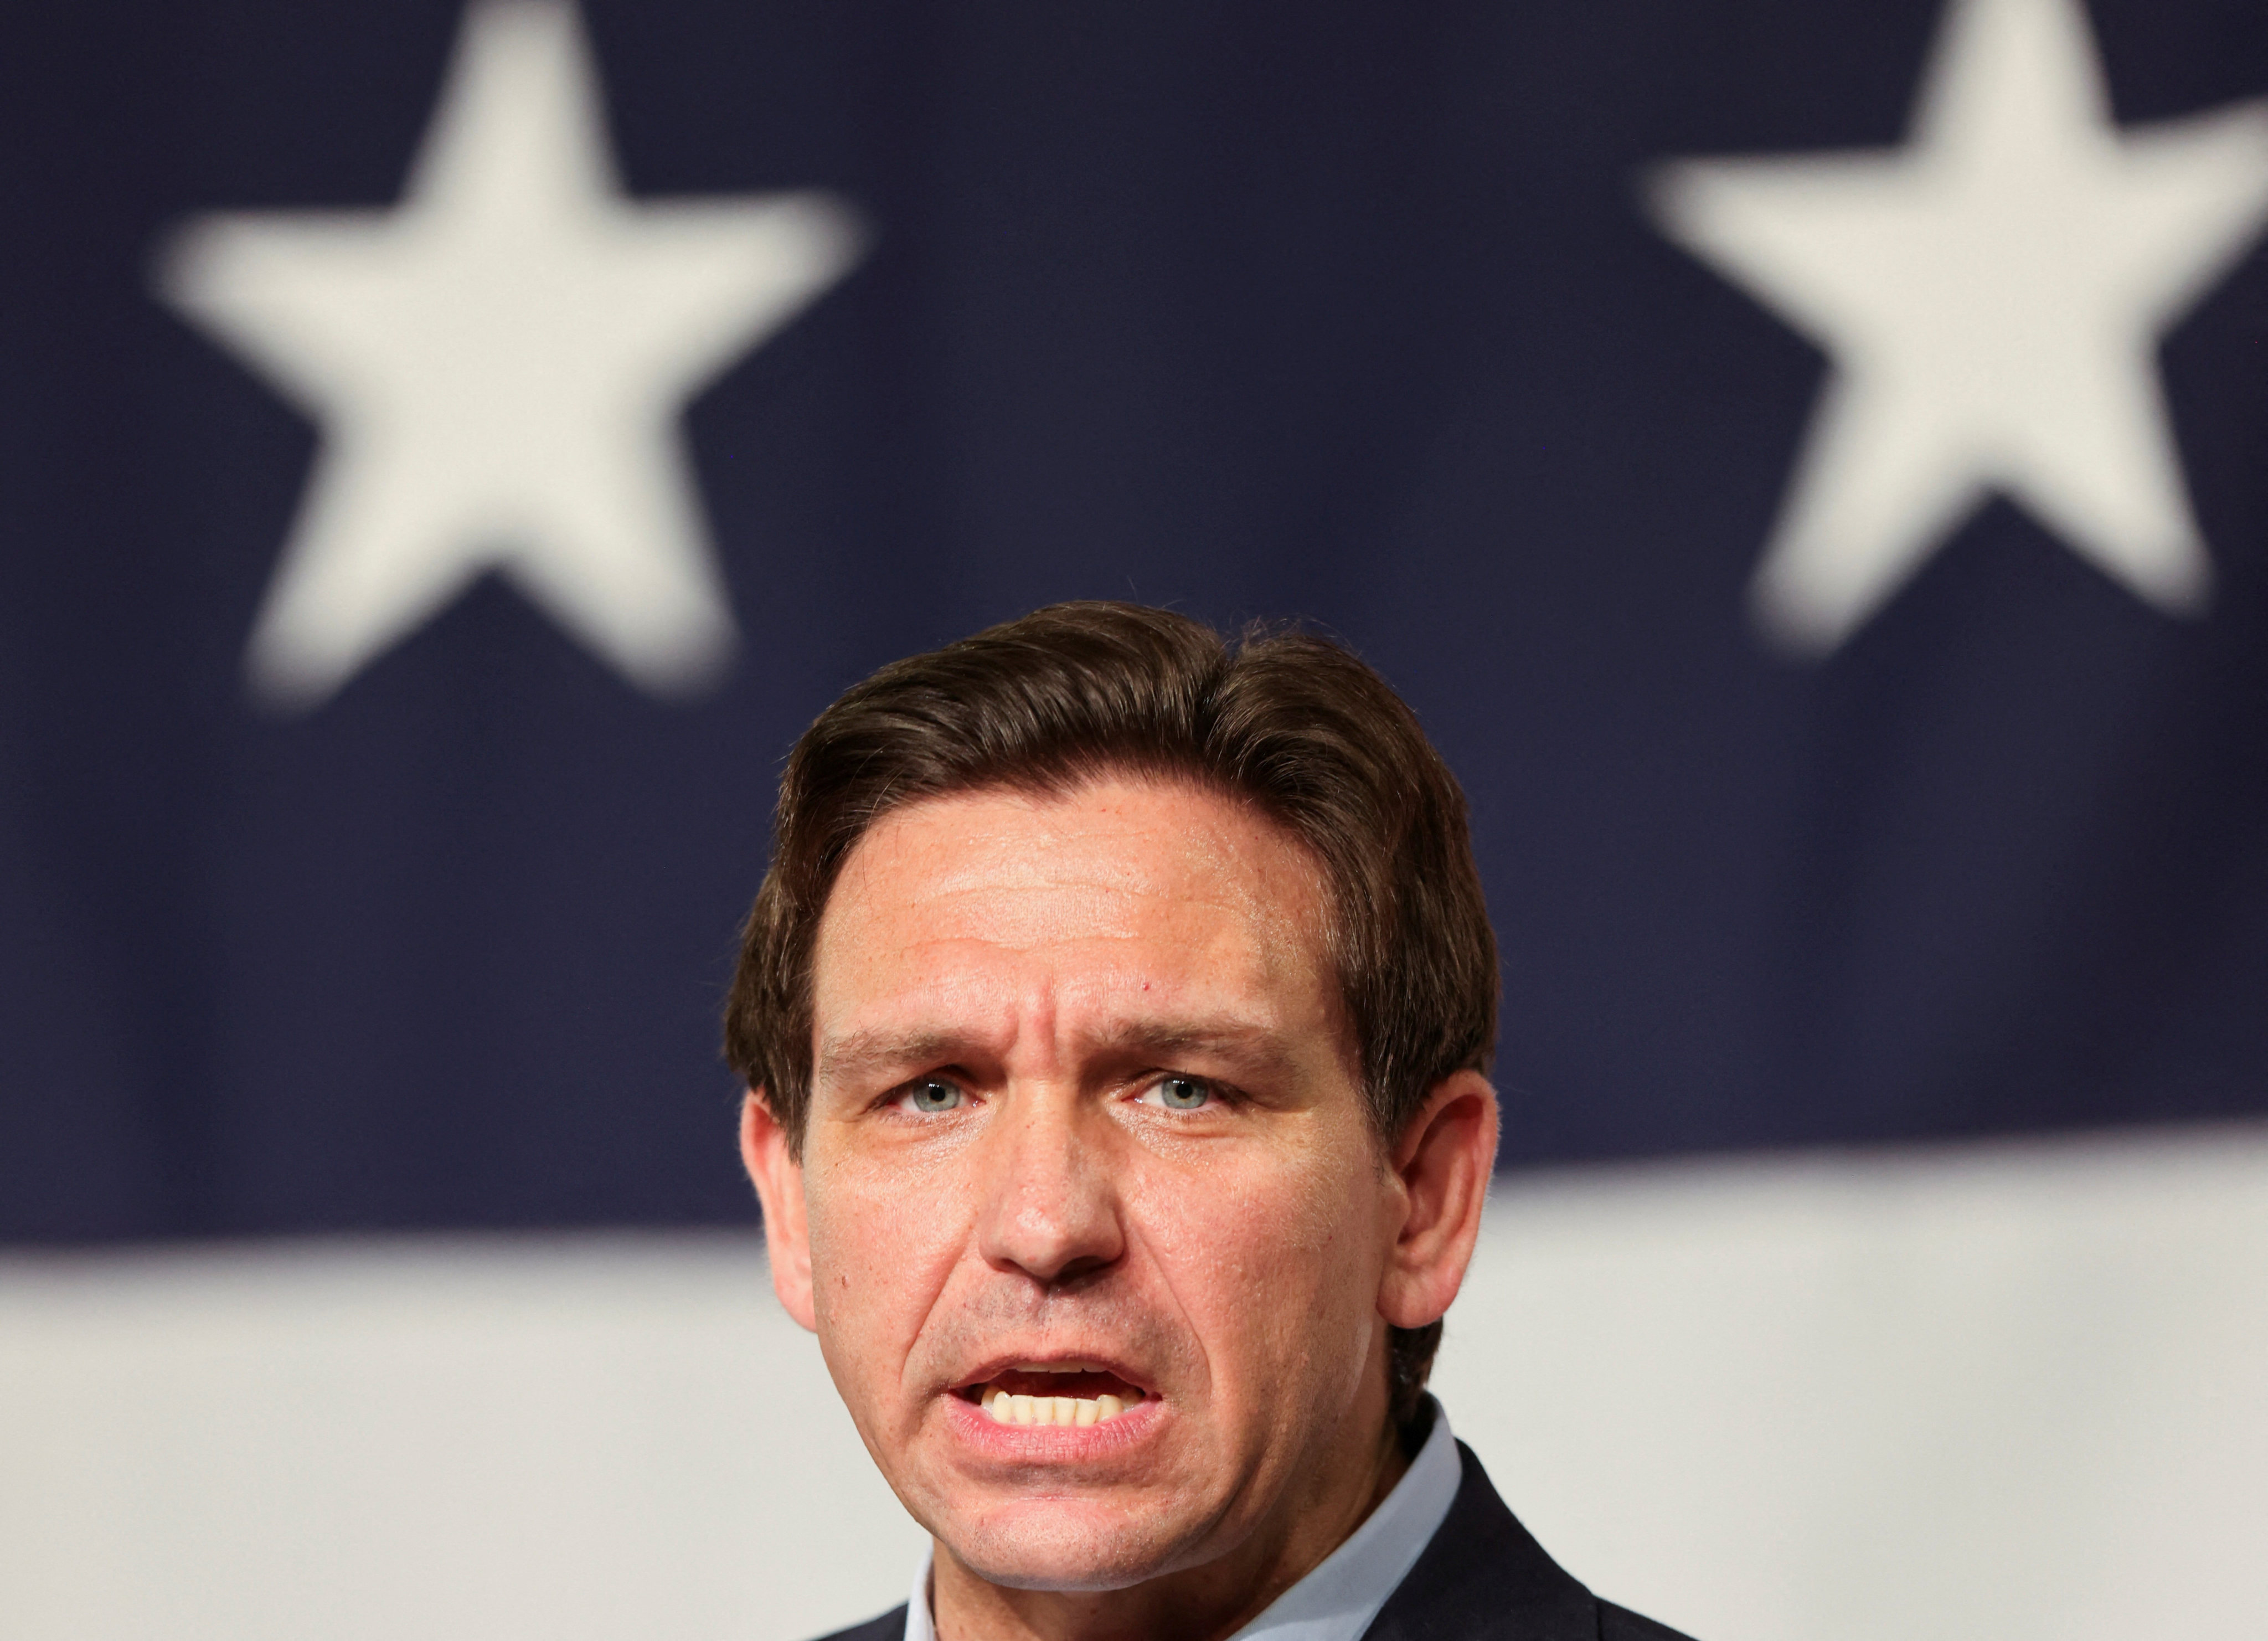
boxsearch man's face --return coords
[782,778,1400,1591]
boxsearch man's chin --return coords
[938,1499,1209,1594]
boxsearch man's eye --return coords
[897,1079,964,1114]
[1143,1075,1213,1111]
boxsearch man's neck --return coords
[929,1412,1412,1641]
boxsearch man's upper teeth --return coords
[981,1386,1141,1427]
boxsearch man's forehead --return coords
[808,779,1344,1074]
[816,778,1329,950]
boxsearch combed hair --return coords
[724,601,1497,1426]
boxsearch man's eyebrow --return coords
[813,1028,971,1085]
[812,1018,1308,1086]
[1082,1018,1303,1082]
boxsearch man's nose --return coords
[973,1091,1125,1289]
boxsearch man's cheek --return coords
[812,1198,951,1396]
[1231,1168,1374,1356]
[803,1205,897,1378]
[1152,1169,1334,1354]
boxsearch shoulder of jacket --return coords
[1598,1598,1702,1641]
[809,1603,909,1641]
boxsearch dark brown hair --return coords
[724,601,1497,1424]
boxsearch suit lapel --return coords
[814,1603,908,1641]
[1359,1442,1602,1641]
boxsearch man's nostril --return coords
[1044,1253,1115,1292]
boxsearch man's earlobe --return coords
[1378,1069,1499,1332]
[740,1092,818,1333]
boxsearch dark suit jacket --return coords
[813,1441,1696,1640]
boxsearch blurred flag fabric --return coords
[2,1,2264,1638]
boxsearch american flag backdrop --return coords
[3,1,2264,1637]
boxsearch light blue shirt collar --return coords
[901,1399,1461,1641]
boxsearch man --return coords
[727,603,1695,1641]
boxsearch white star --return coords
[1649,0,2268,654]
[159,0,863,708]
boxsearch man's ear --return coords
[740,1091,817,1333]
[1377,1069,1499,1331]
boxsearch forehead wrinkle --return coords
[815,973,1074,1087]
[837,878,1283,966]
[816,917,1328,1086]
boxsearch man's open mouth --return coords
[959,1363,1150,1428]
